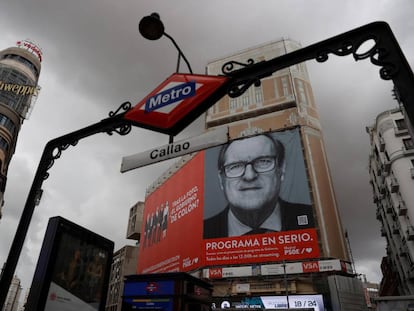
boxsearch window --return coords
[0,114,17,135]
[403,138,414,150]
[282,77,289,96]
[254,86,263,104]
[3,54,39,76]
[241,94,249,107]
[0,136,9,152]
[395,119,407,131]
[297,80,307,105]
[229,98,237,110]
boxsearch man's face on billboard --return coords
[219,135,283,213]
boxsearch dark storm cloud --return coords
[0,0,413,295]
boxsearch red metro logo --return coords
[146,282,159,294]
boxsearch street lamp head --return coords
[139,12,164,40]
[138,12,193,74]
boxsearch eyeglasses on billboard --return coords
[222,156,277,178]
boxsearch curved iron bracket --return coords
[41,101,133,181]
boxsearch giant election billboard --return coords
[137,128,319,274]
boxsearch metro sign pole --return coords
[1,20,413,307]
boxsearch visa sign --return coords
[145,81,196,112]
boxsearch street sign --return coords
[120,127,228,172]
[124,73,228,131]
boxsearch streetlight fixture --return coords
[139,12,193,74]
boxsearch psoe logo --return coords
[145,81,196,112]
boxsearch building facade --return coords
[135,39,366,310]
[2,275,22,311]
[105,202,142,311]
[0,40,42,218]
[367,106,414,295]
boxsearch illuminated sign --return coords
[16,39,43,62]
[0,81,39,96]
[211,294,325,311]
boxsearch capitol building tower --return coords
[0,40,42,218]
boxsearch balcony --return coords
[398,201,407,216]
[394,126,408,137]
[385,204,393,214]
[407,226,414,241]
[392,224,400,234]
[376,210,382,220]
[383,161,391,174]
[399,246,408,257]
[379,137,385,152]
[390,177,399,193]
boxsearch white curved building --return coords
[367,106,414,295]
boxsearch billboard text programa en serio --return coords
[137,128,319,274]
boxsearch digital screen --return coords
[27,217,113,311]
[45,232,111,311]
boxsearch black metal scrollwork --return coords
[227,80,257,98]
[222,58,255,74]
[109,101,132,117]
[222,59,261,98]
[316,36,399,80]
[41,102,134,180]
[107,122,132,136]
[107,101,132,136]
[43,142,79,180]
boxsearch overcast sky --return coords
[1,0,413,295]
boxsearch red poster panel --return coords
[137,152,205,274]
[203,229,319,266]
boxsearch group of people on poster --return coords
[142,201,169,247]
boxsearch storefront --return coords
[122,272,212,311]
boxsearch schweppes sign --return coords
[0,80,39,96]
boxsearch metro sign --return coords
[124,73,228,134]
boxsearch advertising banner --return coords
[137,128,319,273]
[138,153,205,273]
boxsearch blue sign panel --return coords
[123,280,175,296]
[145,81,196,112]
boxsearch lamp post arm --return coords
[0,103,133,307]
[163,32,193,74]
